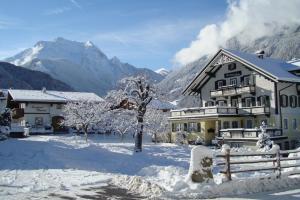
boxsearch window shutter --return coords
[280,95,283,107]
[265,96,270,107]
[240,76,244,85]
[257,96,261,106]
[215,81,218,90]
[222,80,226,87]
[241,98,246,107]
[251,97,256,106]
[205,102,208,107]
[290,96,293,108]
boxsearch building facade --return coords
[169,49,300,149]
[6,89,103,134]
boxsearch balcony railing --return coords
[238,106,270,115]
[170,106,270,118]
[217,128,283,139]
[211,85,255,98]
[11,108,24,119]
[170,106,237,118]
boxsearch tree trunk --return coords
[154,133,157,144]
[135,120,143,152]
[84,124,88,143]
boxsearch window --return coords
[284,141,290,150]
[284,119,288,129]
[206,101,214,107]
[56,104,63,109]
[188,122,199,132]
[218,80,224,88]
[228,63,236,71]
[184,123,188,131]
[232,121,238,128]
[230,78,237,86]
[258,96,270,107]
[197,123,201,132]
[280,95,288,107]
[290,95,297,108]
[218,100,227,106]
[246,120,253,128]
[292,119,297,130]
[231,98,238,107]
[223,121,230,129]
[172,123,176,132]
[246,98,252,107]
[35,117,43,126]
[244,76,250,86]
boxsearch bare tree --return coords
[108,76,154,152]
[144,108,169,143]
[110,109,136,141]
[62,100,106,142]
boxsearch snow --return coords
[8,89,104,103]
[1,135,300,199]
[155,68,169,76]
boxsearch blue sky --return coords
[0,0,227,70]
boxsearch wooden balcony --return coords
[217,128,284,140]
[211,85,255,98]
[238,106,270,115]
[170,106,237,119]
[11,108,24,119]
[169,106,270,119]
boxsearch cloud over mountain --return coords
[174,0,300,65]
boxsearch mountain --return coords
[5,37,163,96]
[155,68,170,77]
[158,27,300,107]
[0,62,73,91]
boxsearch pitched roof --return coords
[183,48,300,95]
[8,89,104,103]
[223,49,300,82]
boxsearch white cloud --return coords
[174,0,300,65]
[44,7,71,15]
[69,0,81,9]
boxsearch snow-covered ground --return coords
[1,134,300,199]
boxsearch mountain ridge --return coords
[5,37,163,96]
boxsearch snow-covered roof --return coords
[8,89,104,103]
[183,49,300,95]
[148,99,176,110]
[223,49,300,82]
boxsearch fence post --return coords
[276,148,281,178]
[225,148,232,181]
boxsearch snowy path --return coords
[213,185,300,200]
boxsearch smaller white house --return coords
[6,88,103,135]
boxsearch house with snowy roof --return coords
[169,49,300,149]
[6,88,103,135]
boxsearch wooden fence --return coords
[216,148,300,181]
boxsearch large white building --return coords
[4,88,103,135]
[169,49,300,149]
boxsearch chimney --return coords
[42,87,46,93]
[255,50,265,59]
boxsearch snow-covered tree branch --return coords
[62,99,107,142]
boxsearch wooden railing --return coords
[211,85,255,98]
[216,148,300,181]
[218,128,283,138]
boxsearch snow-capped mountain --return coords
[158,26,300,107]
[155,68,170,77]
[5,37,163,95]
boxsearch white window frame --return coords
[230,78,237,86]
